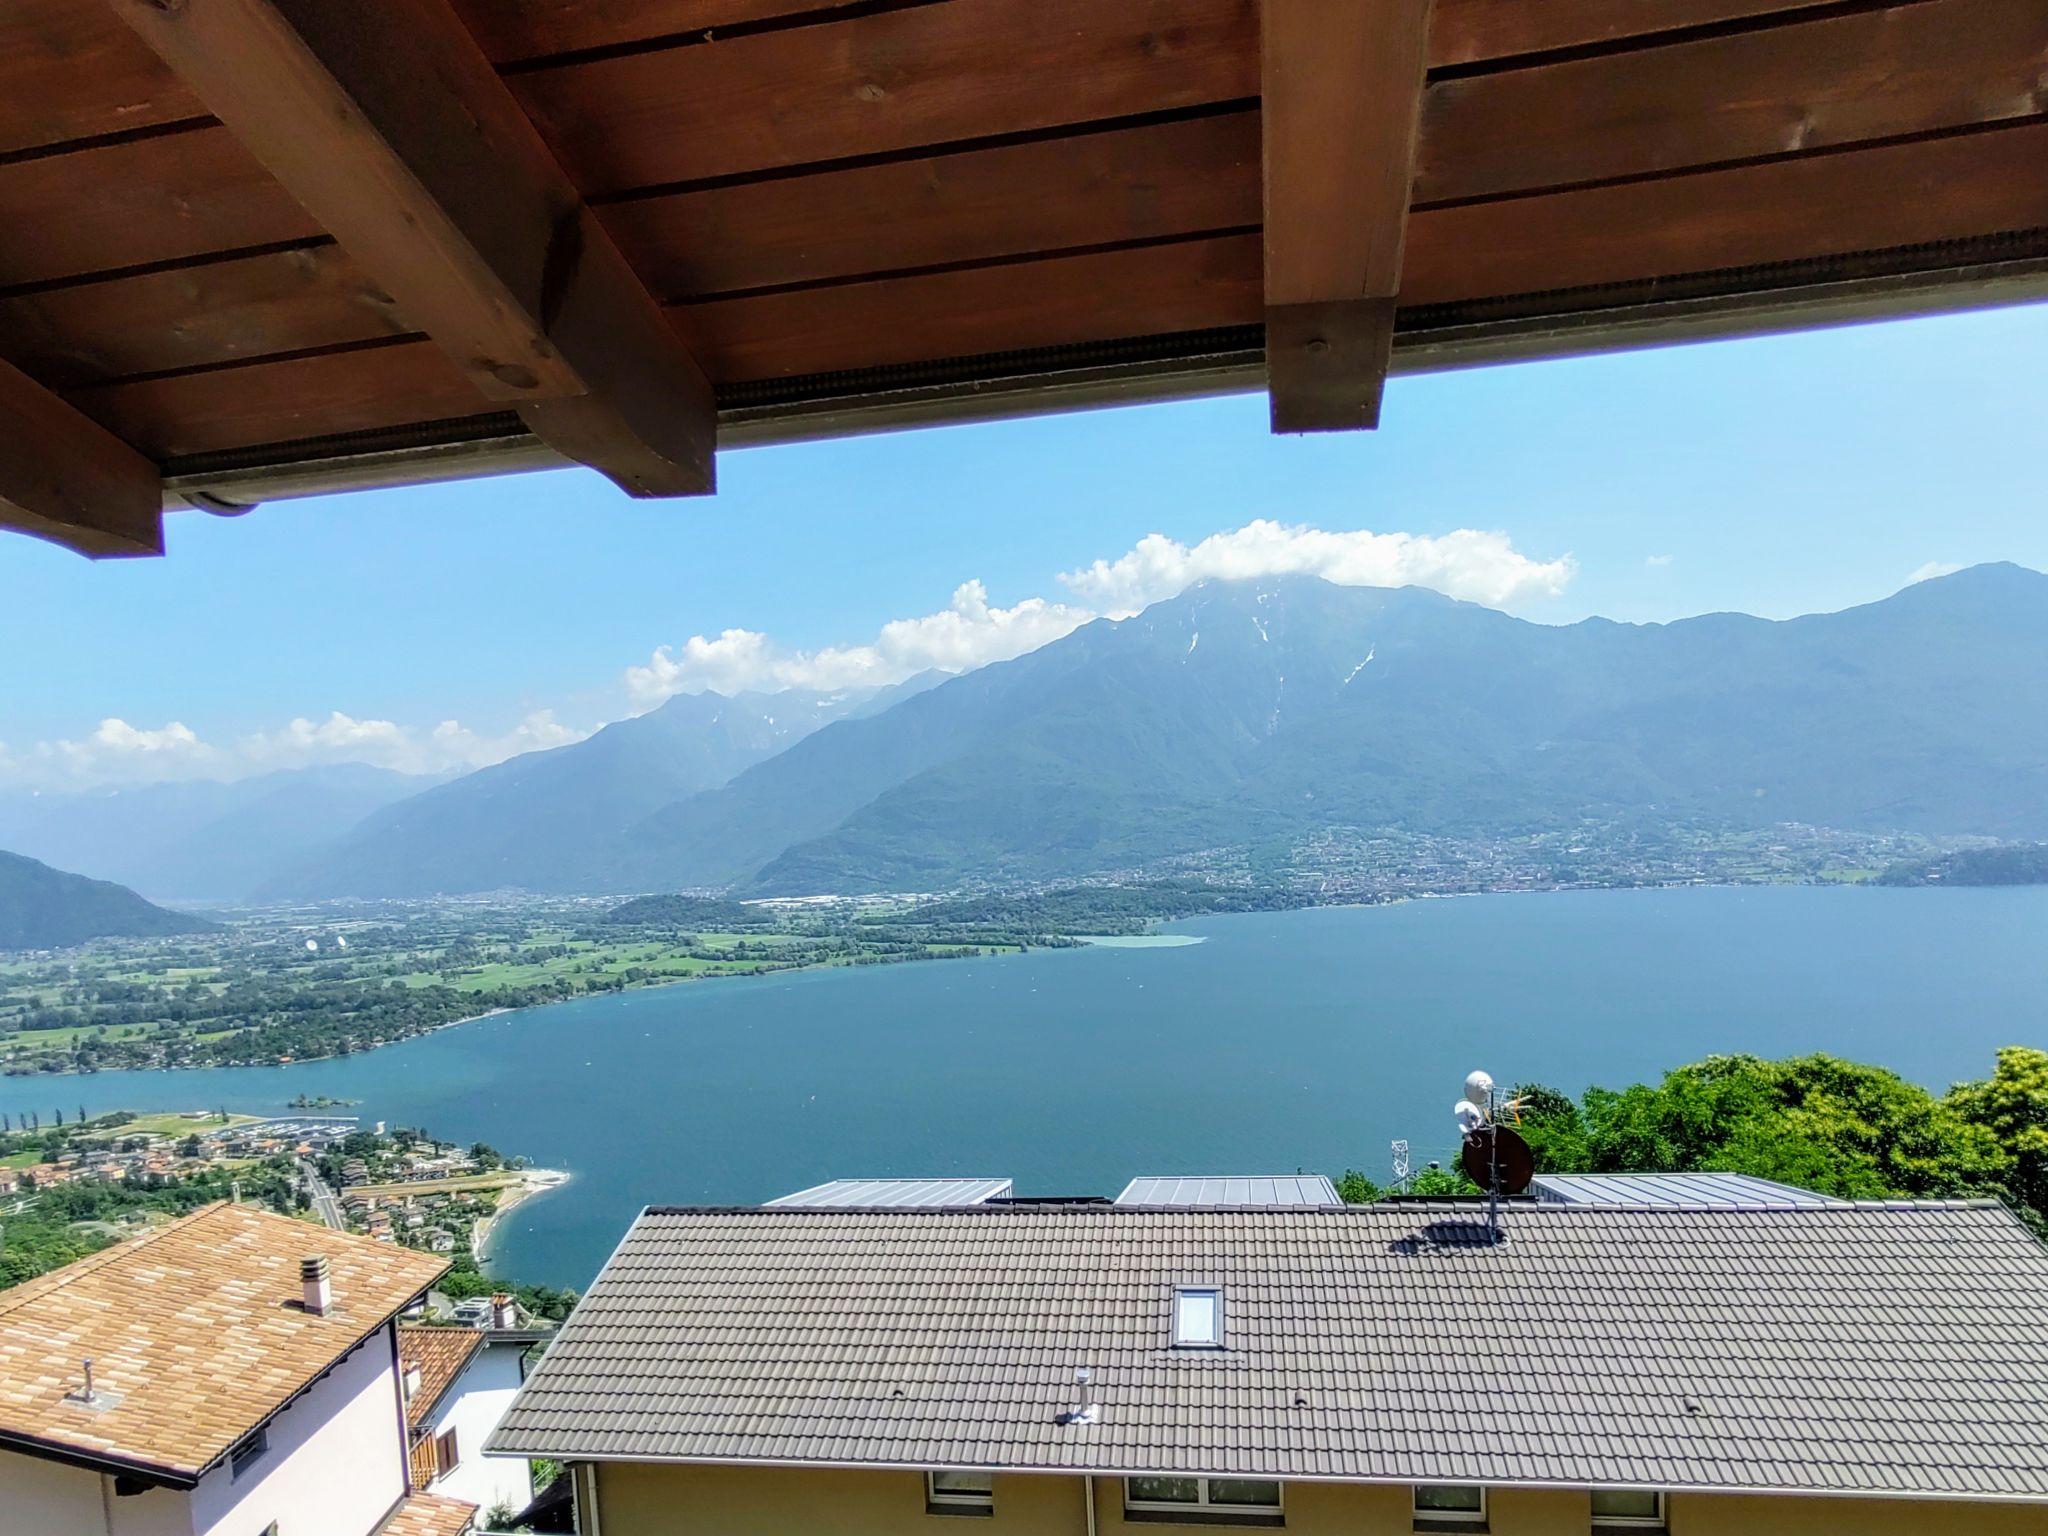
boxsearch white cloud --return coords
[12,519,1575,788]
[1058,520,1576,617]
[0,710,585,791]
[628,520,1573,704]
[238,710,584,776]
[1907,560,1961,584]
[626,581,1091,706]
[16,718,226,786]
[1645,553,1674,568]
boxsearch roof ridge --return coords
[0,1200,231,1318]
[639,1198,2011,1216]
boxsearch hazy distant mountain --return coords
[0,764,430,904]
[593,563,2048,894]
[0,851,218,949]
[265,674,944,899]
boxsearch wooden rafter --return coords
[0,357,162,559]
[108,0,716,497]
[1261,0,1433,433]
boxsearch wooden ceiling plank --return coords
[1401,119,2048,306]
[108,0,716,496]
[672,233,1265,383]
[67,339,487,463]
[0,130,319,294]
[1418,0,2048,205]
[1427,0,1843,69]
[0,7,203,158]
[452,0,867,64]
[1261,0,1433,433]
[510,0,1260,195]
[0,245,404,392]
[0,356,161,558]
[604,111,1264,303]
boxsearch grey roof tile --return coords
[490,1202,2048,1501]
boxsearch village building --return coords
[0,1202,474,1536]
[492,1183,2048,1536]
[399,1321,555,1518]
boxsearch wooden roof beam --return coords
[109,0,715,497]
[0,357,162,558]
[1261,0,1433,433]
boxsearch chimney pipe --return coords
[81,1359,96,1403]
[301,1254,333,1316]
[1071,1367,1099,1425]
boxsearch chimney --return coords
[402,1361,423,1399]
[491,1292,517,1330]
[301,1254,333,1316]
[1064,1366,1099,1426]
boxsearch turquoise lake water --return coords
[4,885,2042,1287]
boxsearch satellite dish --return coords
[1464,1069,1495,1104]
[1461,1125,1534,1196]
[1453,1099,1485,1134]
[304,938,319,952]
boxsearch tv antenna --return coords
[1454,1068,1533,1244]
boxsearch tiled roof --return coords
[376,1490,476,1536]
[490,1202,2048,1502]
[0,1203,447,1484]
[399,1325,485,1429]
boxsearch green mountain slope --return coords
[266,674,944,899]
[0,851,218,949]
[603,563,2048,894]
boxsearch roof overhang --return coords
[2,0,2043,557]
[487,1449,2048,1508]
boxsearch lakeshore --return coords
[4,886,2044,1287]
[471,1166,571,1262]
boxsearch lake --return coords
[4,886,2043,1288]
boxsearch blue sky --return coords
[4,300,2044,789]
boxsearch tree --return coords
[1947,1047,2048,1229]
[1510,1082,1588,1173]
[1336,1170,1381,1204]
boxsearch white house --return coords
[0,1202,476,1536]
[399,1318,552,1518]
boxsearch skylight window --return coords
[1173,1286,1222,1347]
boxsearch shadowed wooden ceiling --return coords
[2,0,2044,556]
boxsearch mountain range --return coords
[0,764,430,904]
[16,564,2048,904]
[584,562,2048,895]
[0,851,218,949]
[262,674,944,900]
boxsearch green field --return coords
[0,899,1032,1075]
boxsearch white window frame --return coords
[1172,1285,1224,1348]
[1412,1484,1487,1530]
[1124,1476,1284,1517]
[1590,1489,1666,1529]
[926,1469,995,1516]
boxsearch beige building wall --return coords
[590,1461,2048,1536]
